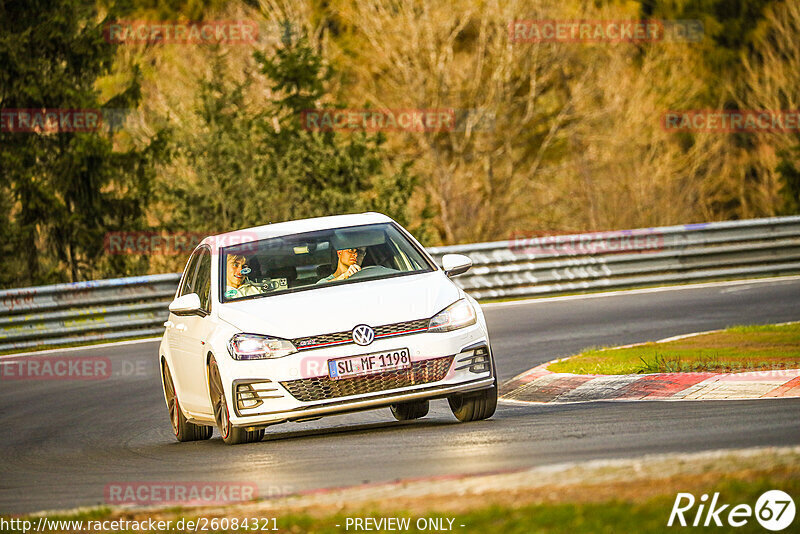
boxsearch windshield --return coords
[220,222,435,302]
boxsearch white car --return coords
[159,212,497,444]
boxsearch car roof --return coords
[199,212,394,247]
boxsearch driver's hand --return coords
[340,264,361,280]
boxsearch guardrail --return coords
[2,216,799,352]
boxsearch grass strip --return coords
[548,322,800,375]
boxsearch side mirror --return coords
[169,293,204,316]
[441,253,472,277]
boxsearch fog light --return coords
[236,383,264,410]
[455,346,491,374]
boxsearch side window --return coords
[195,248,212,312]
[178,250,202,297]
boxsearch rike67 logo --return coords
[668,490,795,531]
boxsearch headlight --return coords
[428,299,477,333]
[227,333,297,360]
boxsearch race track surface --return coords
[2,278,799,514]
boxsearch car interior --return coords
[222,224,432,299]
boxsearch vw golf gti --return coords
[159,212,497,444]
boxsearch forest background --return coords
[1,0,799,288]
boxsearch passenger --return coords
[317,247,362,283]
[225,254,264,298]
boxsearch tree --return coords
[740,0,800,216]
[156,50,268,235]
[0,0,166,287]
[159,26,418,240]
[254,29,417,226]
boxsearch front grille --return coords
[372,319,429,336]
[280,355,454,402]
[293,330,351,349]
[292,318,429,350]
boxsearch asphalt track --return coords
[1,278,799,514]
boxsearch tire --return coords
[162,361,213,442]
[390,399,429,421]
[448,383,498,422]
[208,355,265,445]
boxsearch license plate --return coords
[328,348,411,379]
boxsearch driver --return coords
[225,254,265,298]
[316,247,362,283]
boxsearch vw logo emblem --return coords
[352,324,375,346]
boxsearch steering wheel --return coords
[348,265,396,280]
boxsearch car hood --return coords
[216,271,461,338]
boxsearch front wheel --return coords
[208,355,265,445]
[448,384,497,422]
[162,361,212,442]
[390,399,429,421]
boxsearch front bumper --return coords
[222,326,495,428]
[236,375,495,428]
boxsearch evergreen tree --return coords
[254,29,417,227]
[162,27,417,237]
[0,0,166,286]
[777,147,800,215]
